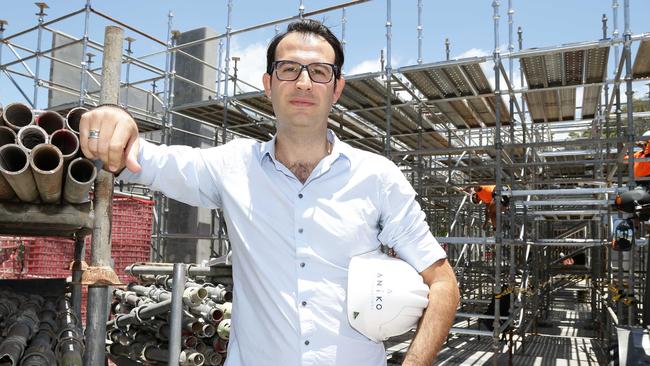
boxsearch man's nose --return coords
[295,69,312,90]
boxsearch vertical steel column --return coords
[168,263,187,365]
[341,8,347,66]
[491,2,503,362]
[612,0,624,323]
[417,0,423,64]
[623,0,635,326]
[506,0,517,331]
[78,0,91,106]
[384,0,393,159]
[445,38,450,61]
[214,0,234,259]
[84,25,123,366]
[216,39,223,99]
[299,0,305,19]
[72,235,86,322]
[155,11,174,262]
[124,37,135,107]
[33,3,47,108]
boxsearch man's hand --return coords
[79,105,141,174]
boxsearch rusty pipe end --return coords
[65,107,88,135]
[0,127,16,148]
[3,103,34,131]
[50,129,79,160]
[17,125,47,152]
[36,111,65,135]
[0,143,37,202]
[29,144,64,204]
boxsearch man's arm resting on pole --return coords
[402,258,459,366]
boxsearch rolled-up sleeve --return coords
[376,161,447,273]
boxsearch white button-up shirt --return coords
[119,130,446,366]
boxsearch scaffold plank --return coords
[505,188,617,196]
[633,38,650,79]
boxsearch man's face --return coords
[263,32,345,132]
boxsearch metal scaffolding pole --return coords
[84,25,123,366]
[492,2,503,363]
[384,0,393,158]
[623,0,635,327]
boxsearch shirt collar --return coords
[259,129,351,164]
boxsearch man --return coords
[469,185,510,231]
[80,19,458,366]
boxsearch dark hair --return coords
[266,19,344,80]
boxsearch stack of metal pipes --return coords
[0,291,84,366]
[0,102,97,204]
[106,275,233,366]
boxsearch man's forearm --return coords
[402,262,459,366]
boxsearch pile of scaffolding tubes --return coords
[0,102,96,204]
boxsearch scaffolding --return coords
[1,0,650,364]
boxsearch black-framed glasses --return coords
[272,60,337,84]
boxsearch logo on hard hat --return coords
[374,272,384,310]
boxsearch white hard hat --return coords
[347,250,429,342]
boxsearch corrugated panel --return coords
[564,50,584,85]
[461,63,492,94]
[581,85,601,119]
[559,88,576,121]
[432,101,468,129]
[443,66,473,96]
[521,56,546,88]
[448,100,480,128]
[402,71,443,99]
[467,98,495,125]
[427,68,459,97]
[585,46,609,83]
[633,39,650,79]
[544,53,563,87]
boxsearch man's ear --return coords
[332,76,345,104]
[263,73,272,98]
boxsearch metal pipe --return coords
[168,263,187,366]
[63,157,97,204]
[0,307,39,366]
[3,103,34,131]
[0,144,38,202]
[17,125,47,153]
[84,25,123,366]
[65,107,88,135]
[29,143,63,203]
[36,111,65,135]
[0,126,16,147]
[125,263,232,278]
[384,0,392,158]
[50,129,79,161]
[107,299,172,328]
[56,297,84,366]
[216,319,230,340]
[179,348,205,366]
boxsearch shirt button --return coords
[298,228,304,234]
[298,193,303,198]
[304,340,310,346]
[300,262,305,268]
[301,301,307,306]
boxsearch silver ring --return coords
[88,130,100,139]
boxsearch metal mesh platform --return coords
[520,45,609,122]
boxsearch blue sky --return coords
[1,0,649,108]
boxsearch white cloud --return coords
[347,58,382,75]
[455,48,490,59]
[226,41,268,94]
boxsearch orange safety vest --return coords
[476,185,495,204]
[634,148,650,178]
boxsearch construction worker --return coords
[79,19,459,366]
[469,185,510,230]
[631,130,650,185]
